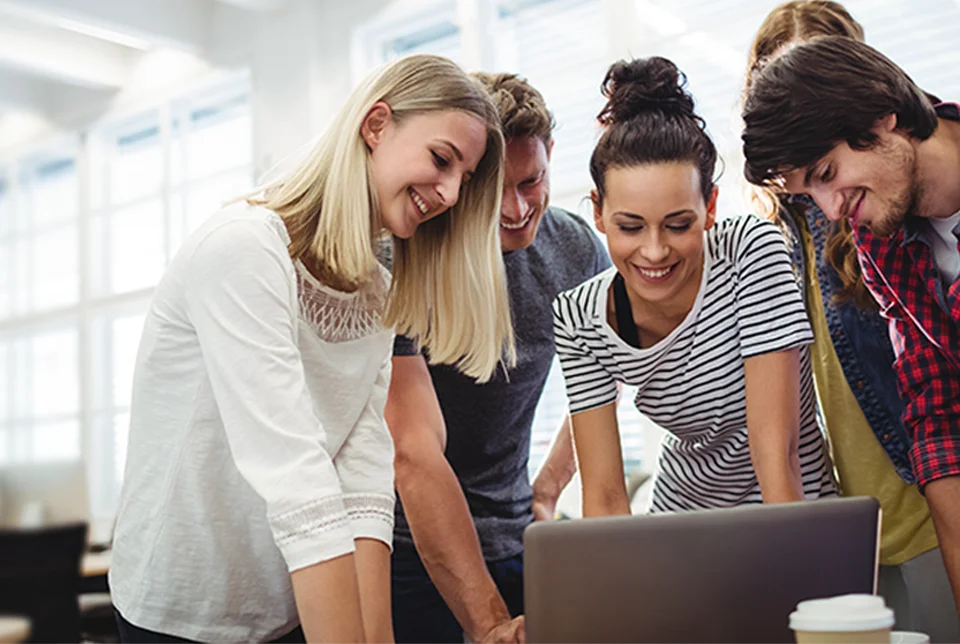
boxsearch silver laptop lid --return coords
[524,496,880,643]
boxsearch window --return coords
[88,112,165,297]
[491,0,609,211]
[356,1,462,70]
[0,153,81,316]
[87,306,145,517]
[0,74,253,529]
[170,88,254,245]
[0,323,80,464]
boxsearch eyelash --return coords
[820,166,834,182]
[431,151,449,169]
[617,223,692,233]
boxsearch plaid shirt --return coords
[852,103,960,489]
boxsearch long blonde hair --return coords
[743,1,876,309]
[248,54,515,382]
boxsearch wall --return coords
[250,0,390,179]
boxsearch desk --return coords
[0,616,30,644]
[82,551,111,578]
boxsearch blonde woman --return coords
[109,54,514,644]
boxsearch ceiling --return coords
[0,0,286,129]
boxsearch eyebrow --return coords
[438,139,464,161]
[613,209,695,220]
[802,160,825,188]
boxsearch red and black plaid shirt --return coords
[852,103,960,489]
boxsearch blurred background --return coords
[0,0,958,575]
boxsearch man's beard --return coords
[871,176,921,238]
[870,143,921,238]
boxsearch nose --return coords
[436,175,461,210]
[639,230,670,264]
[501,187,529,222]
[809,187,843,222]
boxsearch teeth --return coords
[637,266,672,278]
[501,215,531,230]
[409,189,428,215]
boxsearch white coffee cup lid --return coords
[790,594,895,632]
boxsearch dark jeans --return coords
[115,608,305,643]
[391,540,524,644]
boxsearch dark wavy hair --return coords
[743,1,877,309]
[742,35,937,188]
[590,57,718,205]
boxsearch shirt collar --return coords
[901,215,927,247]
[896,102,960,247]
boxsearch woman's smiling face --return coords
[594,162,717,305]
[363,105,488,239]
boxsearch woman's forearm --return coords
[750,435,805,503]
[291,553,366,643]
[743,348,806,504]
[582,483,632,517]
[572,403,631,517]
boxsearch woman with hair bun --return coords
[552,56,835,517]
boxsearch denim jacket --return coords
[782,195,914,483]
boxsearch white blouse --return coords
[110,202,395,642]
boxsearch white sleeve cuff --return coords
[345,492,395,550]
[271,495,358,572]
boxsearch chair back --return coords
[0,523,87,643]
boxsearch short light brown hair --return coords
[745,0,864,94]
[472,72,554,144]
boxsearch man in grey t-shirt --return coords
[386,73,610,644]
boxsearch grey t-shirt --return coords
[393,206,611,561]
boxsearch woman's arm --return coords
[335,348,396,642]
[571,402,631,517]
[184,222,372,640]
[291,555,366,643]
[743,347,805,503]
[354,539,393,643]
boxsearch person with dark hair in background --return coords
[743,35,960,619]
[386,72,611,644]
[552,56,835,525]
[743,4,958,638]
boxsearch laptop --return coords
[524,496,881,643]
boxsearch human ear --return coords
[361,102,393,150]
[591,190,606,234]
[704,186,719,230]
[877,113,898,134]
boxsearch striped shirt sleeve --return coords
[552,284,618,415]
[730,216,813,359]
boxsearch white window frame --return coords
[0,71,254,538]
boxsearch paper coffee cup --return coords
[790,594,895,644]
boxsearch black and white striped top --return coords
[553,215,836,511]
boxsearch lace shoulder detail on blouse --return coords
[296,265,391,343]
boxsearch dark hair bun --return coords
[597,57,699,126]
